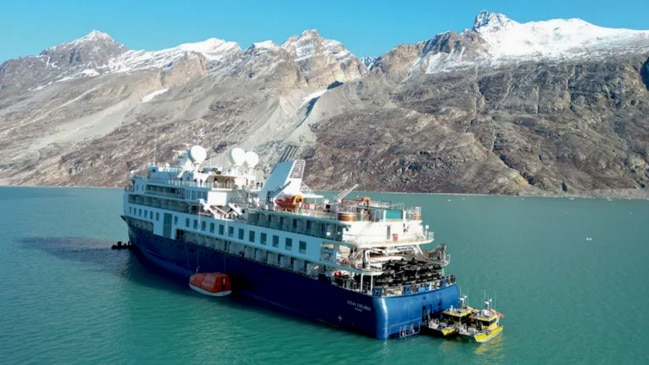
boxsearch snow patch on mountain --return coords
[423,47,472,73]
[142,88,169,103]
[253,41,281,51]
[177,38,240,61]
[81,69,99,77]
[300,89,327,107]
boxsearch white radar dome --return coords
[244,151,259,168]
[229,148,246,166]
[188,145,207,164]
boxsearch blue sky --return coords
[1,0,648,63]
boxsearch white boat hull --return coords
[189,284,232,297]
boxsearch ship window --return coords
[272,235,279,248]
[156,212,159,221]
[138,209,142,217]
[193,220,198,229]
[149,211,153,219]
[249,230,255,242]
[306,220,312,230]
[174,216,178,225]
[210,223,215,233]
[260,233,267,245]
[201,221,206,231]
[185,218,190,228]
[219,224,224,235]
[299,241,306,254]
[228,226,234,237]
[238,228,244,239]
[285,238,293,251]
[292,219,297,228]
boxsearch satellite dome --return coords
[229,148,246,166]
[244,151,259,168]
[188,145,207,164]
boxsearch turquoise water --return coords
[1,187,647,364]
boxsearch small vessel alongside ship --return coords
[121,144,499,340]
[457,298,504,343]
[424,295,475,338]
[424,295,504,343]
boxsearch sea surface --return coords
[1,186,648,364]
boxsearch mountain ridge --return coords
[1,11,648,198]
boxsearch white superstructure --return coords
[123,145,453,296]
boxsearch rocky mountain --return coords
[1,11,648,198]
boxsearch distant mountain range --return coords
[1,11,648,198]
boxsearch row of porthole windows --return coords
[129,206,160,221]
[178,215,308,255]
[130,208,307,255]
[129,205,311,257]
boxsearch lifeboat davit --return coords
[189,272,232,297]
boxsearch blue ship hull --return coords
[128,225,460,339]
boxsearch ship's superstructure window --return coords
[201,221,206,231]
[185,218,190,228]
[156,212,159,221]
[174,216,178,225]
[193,220,198,229]
[272,235,279,248]
[299,240,306,254]
[219,224,224,235]
[210,223,215,233]
[285,238,293,251]
[261,233,267,245]
[249,231,255,243]
[228,226,234,237]
[149,211,153,219]
[238,228,244,240]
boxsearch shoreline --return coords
[2,184,646,201]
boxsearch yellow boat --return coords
[458,298,504,343]
[425,295,476,337]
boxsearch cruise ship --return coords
[122,145,460,339]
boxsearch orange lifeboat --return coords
[275,195,304,211]
[189,272,232,297]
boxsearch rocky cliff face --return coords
[1,12,648,198]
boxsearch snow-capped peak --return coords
[474,13,649,60]
[251,40,281,51]
[60,30,118,49]
[109,38,239,73]
[282,29,354,63]
[176,38,240,61]
[83,30,113,41]
[417,11,649,75]
[473,11,515,33]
